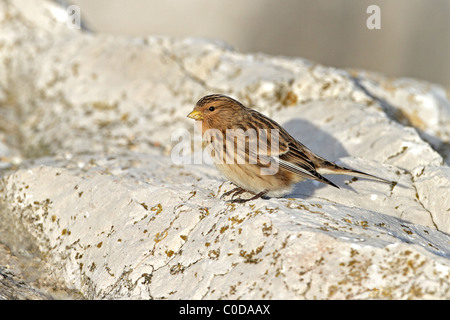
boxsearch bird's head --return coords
[187,94,245,132]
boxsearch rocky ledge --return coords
[0,0,449,299]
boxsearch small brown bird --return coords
[187,94,389,203]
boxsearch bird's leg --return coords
[227,190,268,204]
[230,188,246,199]
[220,187,245,199]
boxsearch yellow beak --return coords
[187,110,203,120]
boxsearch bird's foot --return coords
[226,190,268,204]
[220,187,246,199]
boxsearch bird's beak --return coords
[187,110,203,120]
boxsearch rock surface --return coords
[0,244,48,300]
[0,0,449,299]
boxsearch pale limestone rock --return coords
[0,0,449,299]
[1,155,450,299]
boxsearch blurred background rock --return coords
[67,0,450,88]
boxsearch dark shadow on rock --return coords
[282,118,350,160]
[278,118,355,198]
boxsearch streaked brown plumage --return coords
[187,94,389,203]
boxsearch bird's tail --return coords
[315,159,392,184]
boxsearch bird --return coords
[187,94,391,203]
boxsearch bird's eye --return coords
[209,106,215,112]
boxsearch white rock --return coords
[0,0,449,299]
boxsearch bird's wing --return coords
[247,131,339,188]
[274,142,339,188]
[216,115,339,188]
